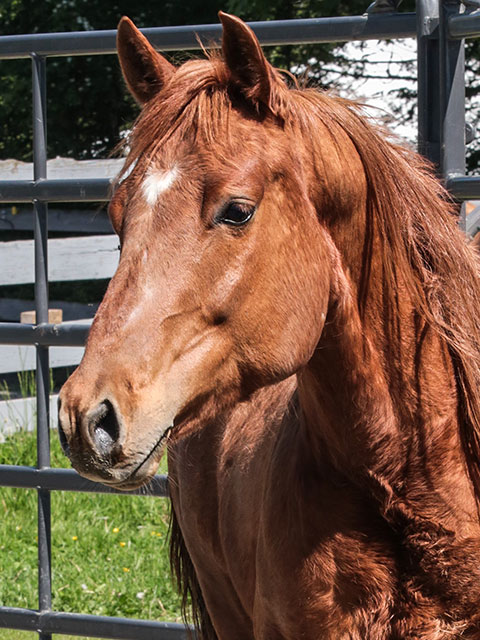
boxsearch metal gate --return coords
[0,1,479,638]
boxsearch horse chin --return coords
[106,423,174,491]
[103,471,157,492]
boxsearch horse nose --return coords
[58,396,124,460]
[87,400,123,458]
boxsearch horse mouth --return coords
[101,424,174,491]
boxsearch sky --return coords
[326,37,418,143]
[323,38,480,234]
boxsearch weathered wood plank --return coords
[0,234,119,285]
[466,201,480,237]
[0,343,84,374]
[0,157,124,181]
[20,309,63,324]
[0,394,59,436]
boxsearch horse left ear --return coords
[219,12,274,109]
[117,16,175,104]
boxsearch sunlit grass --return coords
[0,428,183,639]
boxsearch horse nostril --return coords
[89,400,121,457]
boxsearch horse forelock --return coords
[115,56,230,185]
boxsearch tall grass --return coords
[0,427,183,640]
[0,367,53,402]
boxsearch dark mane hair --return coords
[123,52,480,637]
[169,505,217,639]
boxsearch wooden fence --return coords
[0,158,121,432]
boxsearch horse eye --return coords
[215,202,255,227]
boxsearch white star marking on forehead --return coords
[142,166,179,206]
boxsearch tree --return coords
[465,40,480,172]
[0,0,223,161]
[3,0,478,173]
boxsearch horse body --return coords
[58,12,480,639]
[169,263,478,639]
[169,383,398,639]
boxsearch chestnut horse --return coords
[58,12,480,639]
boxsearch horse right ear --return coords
[219,12,274,110]
[117,17,174,105]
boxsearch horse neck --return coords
[298,216,478,535]
[168,376,298,487]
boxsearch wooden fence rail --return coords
[1,234,118,285]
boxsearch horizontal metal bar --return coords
[446,175,480,199]
[449,11,480,39]
[0,14,417,59]
[0,179,111,203]
[5,163,476,207]
[0,322,91,346]
[0,607,190,639]
[0,465,168,496]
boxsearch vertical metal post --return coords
[418,1,467,228]
[32,52,52,640]
[439,0,466,228]
[417,0,441,166]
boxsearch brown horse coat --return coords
[59,13,480,639]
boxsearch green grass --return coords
[0,428,184,639]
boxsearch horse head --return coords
[58,14,347,489]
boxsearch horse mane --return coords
[289,90,480,504]
[121,51,480,633]
[169,503,217,640]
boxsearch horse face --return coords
[58,14,331,488]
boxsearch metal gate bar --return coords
[0,322,90,345]
[0,3,479,639]
[32,51,52,640]
[0,465,168,495]
[0,13,417,58]
[0,608,189,640]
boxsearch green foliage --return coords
[465,39,480,173]
[0,0,224,161]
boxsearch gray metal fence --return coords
[0,1,479,638]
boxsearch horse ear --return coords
[219,12,273,109]
[117,17,174,105]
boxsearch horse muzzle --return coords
[57,389,173,489]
